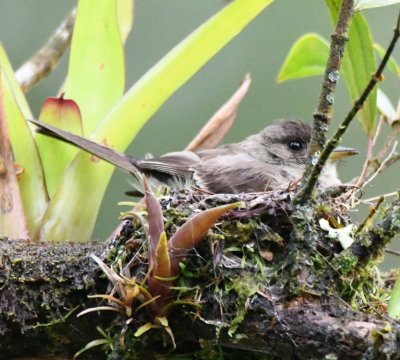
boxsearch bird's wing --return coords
[137,151,199,179]
[194,153,282,193]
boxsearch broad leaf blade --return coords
[117,0,134,43]
[354,0,400,10]
[0,69,48,235]
[0,71,29,239]
[38,0,273,242]
[36,96,83,197]
[377,88,396,124]
[64,0,125,135]
[277,33,329,83]
[326,0,377,134]
[0,43,32,119]
[374,42,400,76]
[388,273,400,318]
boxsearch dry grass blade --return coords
[185,74,251,152]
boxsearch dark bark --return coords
[1,191,400,359]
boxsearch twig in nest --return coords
[386,248,400,257]
[356,196,384,234]
[363,141,398,188]
[356,191,399,205]
[296,11,400,205]
[15,7,76,93]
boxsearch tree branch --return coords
[296,10,400,205]
[15,7,76,93]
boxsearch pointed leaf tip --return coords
[168,202,241,273]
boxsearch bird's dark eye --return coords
[288,139,303,151]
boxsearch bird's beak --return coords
[330,146,359,161]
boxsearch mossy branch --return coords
[1,190,400,358]
[308,0,355,164]
[351,192,400,266]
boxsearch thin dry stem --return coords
[15,7,76,93]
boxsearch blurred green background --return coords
[0,1,399,259]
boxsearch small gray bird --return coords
[28,119,357,193]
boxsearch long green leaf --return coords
[326,0,377,134]
[0,70,29,239]
[37,0,273,242]
[354,0,400,10]
[0,45,48,235]
[0,43,32,119]
[277,33,329,83]
[374,42,400,76]
[388,273,400,318]
[64,0,125,135]
[1,68,48,235]
[117,0,134,43]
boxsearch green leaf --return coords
[326,0,377,134]
[36,0,274,242]
[0,43,32,119]
[0,68,48,235]
[154,232,172,280]
[388,273,400,318]
[73,338,110,359]
[0,70,29,239]
[377,88,396,123]
[354,0,400,10]
[36,96,83,197]
[117,0,134,43]
[374,42,400,76]
[277,33,329,83]
[135,322,158,337]
[64,0,125,135]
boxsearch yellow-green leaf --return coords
[374,42,400,76]
[64,0,125,135]
[0,70,29,239]
[388,273,400,318]
[117,0,134,43]
[37,0,273,242]
[277,33,329,83]
[135,322,157,337]
[326,0,377,134]
[0,68,48,235]
[154,232,171,279]
[354,0,400,10]
[0,43,32,119]
[36,96,83,197]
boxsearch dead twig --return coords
[15,7,76,93]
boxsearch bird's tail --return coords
[27,118,142,178]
